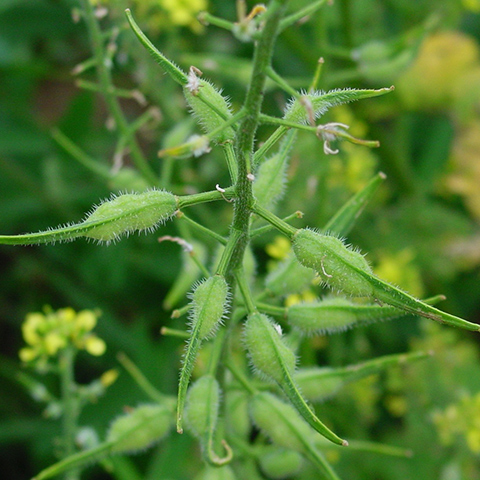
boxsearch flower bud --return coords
[293,229,374,297]
[85,190,177,243]
[107,404,172,454]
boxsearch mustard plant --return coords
[2,1,479,479]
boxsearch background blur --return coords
[1,0,480,479]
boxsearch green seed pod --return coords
[287,296,413,335]
[253,129,296,209]
[295,351,430,403]
[177,275,229,434]
[250,393,341,480]
[244,312,296,384]
[265,254,316,296]
[190,275,230,340]
[244,312,346,446]
[84,190,177,243]
[258,446,304,479]
[194,465,237,480]
[184,78,235,143]
[184,374,220,439]
[293,229,374,297]
[283,87,393,124]
[107,404,172,454]
[225,390,251,440]
[184,374,233,466]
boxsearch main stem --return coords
[225,0,289,279]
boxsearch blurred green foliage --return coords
[1,0,480,479]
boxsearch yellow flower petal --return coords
[44,332,67,355]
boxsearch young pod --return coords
[253,129,296,209]
[287,296,411,335]
[265,254,316,296]
[250,392,341,480]
[244,313,346,446]
[177,275,229,433]
[293,229,374,297]
[107,404,173,454]
[184,78,235,143]
[295,351,430,403]
[194,465,237,480]
[184,374,233,466]
[283,87,394,125]
[184,374,220,439]
[258,446,304,480]
[243,312,296,384]
[84,190,177,243]
[190,275,230,340]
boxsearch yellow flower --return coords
[84,336,107,356]
[19,347,38,363]
[265,236,291,260]
[463,0,480,12]
[100,369,119,387]
[75,310,97,332]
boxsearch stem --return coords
[251,203,298,237]
[82,1,158,186]
[177,187,235,208]
[116,353,166,403]
[235,269,257,314]
[59,347,80,480]
[176,212,228,245]
[226,0,290,282]
[250,211,303,238]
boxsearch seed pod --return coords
[184,78,235,143]
[184,374,220,439]
[258,446,304,479]
[0,190,177,246]
[184,374,233,466]
[244,313,346,446]
[253,129,296,209]
[250,392,341,480]
[295,351,430,403]
[107,404,173,454]
[287,296,412,335]
[265,254,316,296]
[224,390,251,440]
[177,275,230,433]
[283,87,394,124]
[190,275,230,340]
[244,312,296,384]
[194,465,237,480]
[293,229,374,297]
[85,190,177,243]
[323,172,386,237]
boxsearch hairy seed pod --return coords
[293,229,374,297]
[265,254,316,296]
[224,390,251,440]
[184,79,235,143]
[184,374,220,439]
[253,129,296,209]
[107,404,172,454]
[244,313,296,384]
[259,446,304,480]
[84,190,177,243]
[287,296,411,335]
[190,275,230,340]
